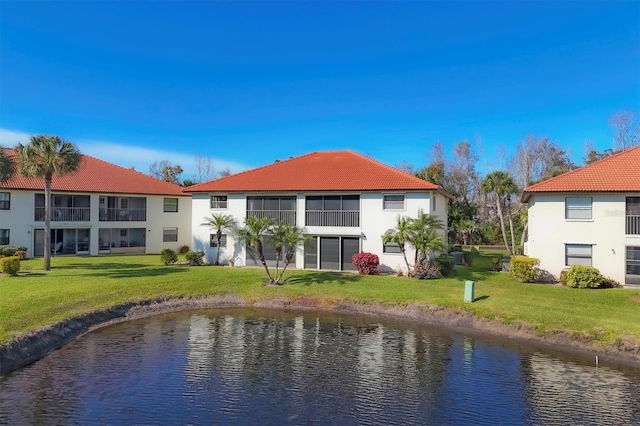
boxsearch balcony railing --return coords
[247,210,296,225]
[34,207,91,222]
[626,215,640,235]
[99,208,147,222]
[305,210,360,227]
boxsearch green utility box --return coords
[464,280,475,303]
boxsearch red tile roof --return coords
[185,150,442,193]
[0,148,187,196]
[522,146,640,201]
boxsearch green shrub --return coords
[510,256,540,283]
[435,254,455,277]
[462,251,475,267]
[185,250,205,266]
[0,256,20,276]
[0,245,28,257]
[600,276,621,289]
[565,265,603,289]
[160,248,178,265]
[179,245,190,254]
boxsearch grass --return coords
[1,252,640,349]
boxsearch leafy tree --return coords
[381,215,414,274]
[481,171,518,255]
[269,222,290,279]
[0,145,14,183]
[584,147,616,164]
[455,219,478,246]
[149,160,183,184]
[16,136,81,270]
[236,216,274,283]
[218,168,232,178]
[182,179,196,187]
[201,213,237,265]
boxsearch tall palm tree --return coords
[236,215,274,283]
[481,171,518,255]
[16,136,81,270]
[201,213,236,265]
[381,215,413,274]
[275,225,307,284]
[408,209,445,265]
[0,145,14,183]
[268,222,290,280]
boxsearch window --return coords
[210,195,228,209]
[383,241,402,254]
[210,234,227,248]
[0,229,8,245]
[0,193,9,210]
[565,244,592,266]
[565,197,592,220]
[163,227,178,242]
[383,195,405,210]
[163,198,178,212]
[627,247,640,284]
[433,194,437,211]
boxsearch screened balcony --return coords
[99,196,147,222]
[305,195,360,227]
[34,194,90,222]
[246,196,296,226]
[626,197,640,235]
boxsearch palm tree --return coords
[236,215,274,283]
[201,213,236,265]
[455,219,478,246]
[408,209,445,265]
[0,145,14,183]
[275,225,307,284]
[481,171,518,255]
[268,222,290,280]
[16,136,81,270]
[381,215,413,274]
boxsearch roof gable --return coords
[522,146,640,200]
[185,151,440,193]
[0,148,187,196]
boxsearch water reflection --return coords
[1,309,639,425]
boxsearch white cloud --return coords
[0,128,250,180]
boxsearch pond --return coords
[1,309,639,424]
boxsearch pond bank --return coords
[2,293,640,376]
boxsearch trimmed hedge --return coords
[351,252,379,275]
[0,245,27,257]
[0,256,20,276]
[510,256,540,283]
[185,250,205,266]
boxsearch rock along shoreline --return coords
[2,293,640,376]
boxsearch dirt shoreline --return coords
[2,294,640,376]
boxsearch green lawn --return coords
[1,252,639,349]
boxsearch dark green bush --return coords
[185,250,205,266]
[462,251,475,267]
[160,248,178,265]
[0,245,27,257]
[179,245,190,254]
[0,256,20,276]
[558,269,568,285]
[600,276,621,289]
[565,265,603,289]
[435,254,455,277]
[510,256,540,283]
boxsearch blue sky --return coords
[1,1,638,178]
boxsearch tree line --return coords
[396,109,639,255]
[147,154,231,186]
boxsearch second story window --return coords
[163,198,178,212]
[383,195,405,210]
[565,197,592,220]
[0,192,9,210]
[211,195,228,209]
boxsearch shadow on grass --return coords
[56,262,187,279]
[474,295,489,302]
[57,262,151,270]
[285,271,363,286]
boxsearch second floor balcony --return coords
[247,209,296,225]
[305,210,360,227]
[99,208,147,222]
[34,207,91,222]
[626,215,640,235]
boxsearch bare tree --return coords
[218,168,232,178]
[609,110,639,151]
[194,153,216,183]
[149,160,183,185]
[395,160,415,175]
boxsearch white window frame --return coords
[565,244,592,266]
[163,198,178,213]
[163,227,178,242]
[383,194,405,210]
[210,234,227,248]
[565,197,592,220]
[210,195,228,209]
